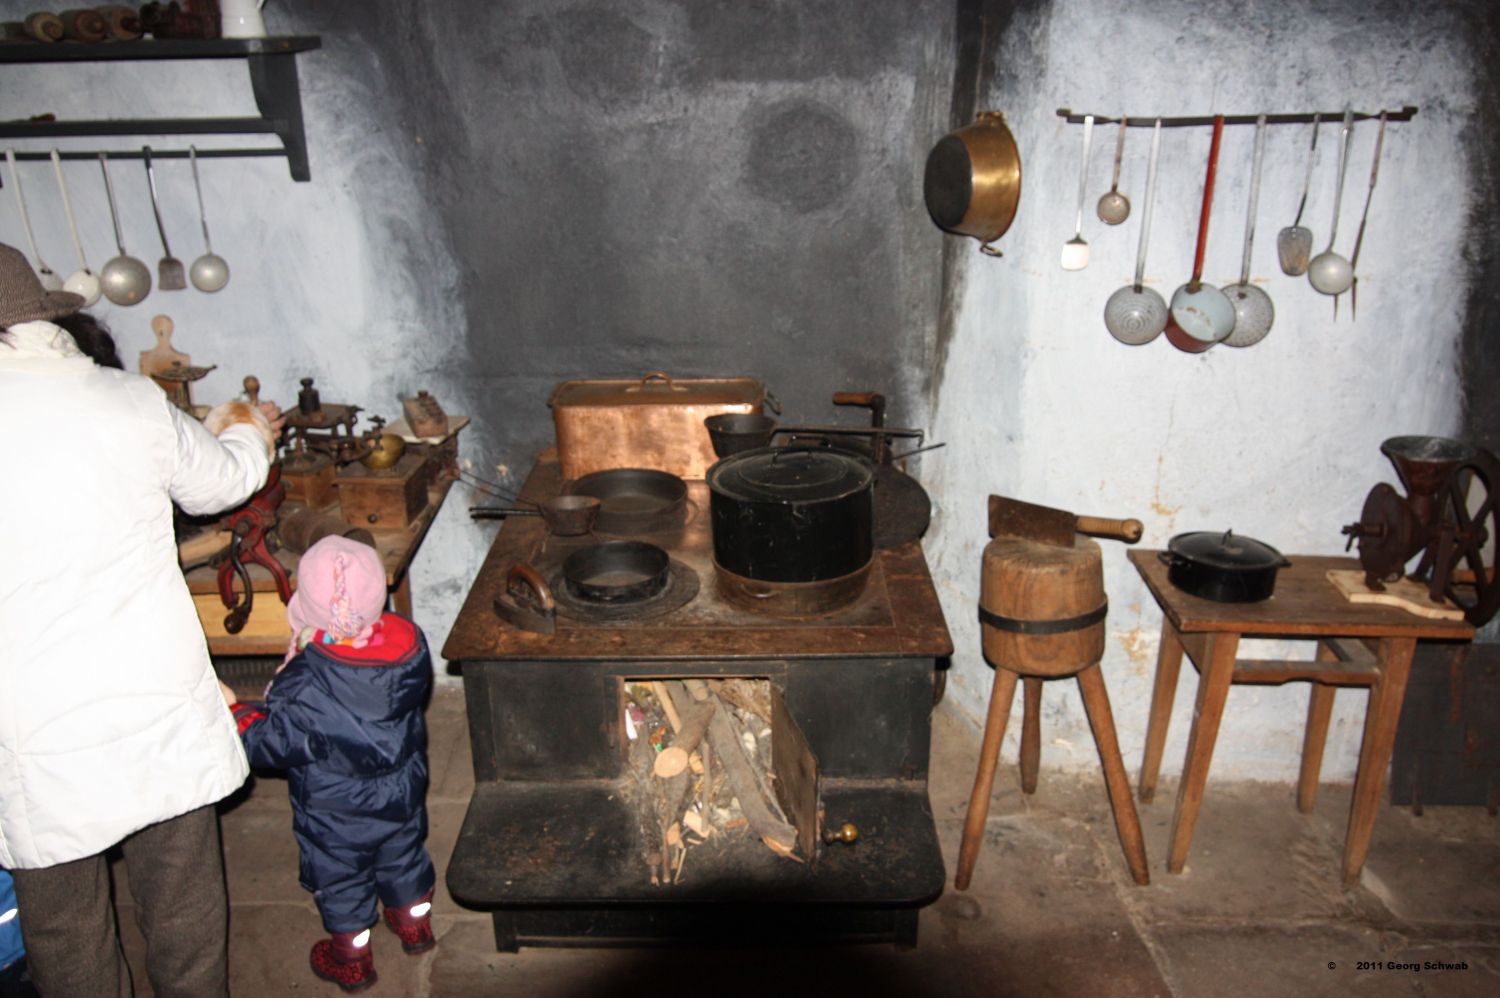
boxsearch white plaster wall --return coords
[0,5,485,676]
[927,0,1475,780]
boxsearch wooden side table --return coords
[1129,551,1473,883]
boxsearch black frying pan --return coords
[562,540,670,603]
[565,468,687,534]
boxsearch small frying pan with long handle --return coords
[470,495,601,536]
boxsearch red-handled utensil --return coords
[1165,115,1236,353]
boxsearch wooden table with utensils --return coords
[184,477,455,655]
[183,420,466,656]
[1129,550,1474,884]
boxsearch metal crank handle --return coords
[222,535,255,635]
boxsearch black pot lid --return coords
[1167,530,1287,570]
[707,446,874,504]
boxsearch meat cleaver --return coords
[988,495,1143,548]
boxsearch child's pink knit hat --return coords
[288,536,387,641]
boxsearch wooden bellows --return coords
[980,536,1106,677]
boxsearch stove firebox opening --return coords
[619,676,819,886]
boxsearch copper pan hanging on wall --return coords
[923,111,1022,256]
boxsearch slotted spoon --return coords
[1276,113,1319,276]
[1103,119,1166,345]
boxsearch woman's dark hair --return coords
[54,312,124,370]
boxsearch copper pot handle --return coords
[627,371,682,393]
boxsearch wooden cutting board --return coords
[139,314,190,381]
[1326,569,1465,621]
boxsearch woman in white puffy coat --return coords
[0,243,279,998]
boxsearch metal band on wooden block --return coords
[980,536,1107,677]
[978,600,1108,635]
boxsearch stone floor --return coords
[106,685,1499,997]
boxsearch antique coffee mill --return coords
[1341,435,1500,626]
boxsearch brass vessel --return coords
[923,111,1022,255]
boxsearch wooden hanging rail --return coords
[1056,106,1418,127]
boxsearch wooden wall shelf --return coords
[0,36,322,181]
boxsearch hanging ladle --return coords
[187,147,229,293]
[1060,114,1093,270]
[49,149,101,306]
[97,153,152,306]
[1104,118,1166,345]
[1096,117,1130,225]
[5,149,64,291]
[1165,115,1236,353]
[1308,109,1356,296]
[1276,113,1319,276]
[1222,115,1275,348]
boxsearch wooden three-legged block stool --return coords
[955,535,1151,890]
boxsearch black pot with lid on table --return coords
[1160,530,1291,603]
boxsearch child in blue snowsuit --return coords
[230,535,436,992]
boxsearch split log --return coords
[627,698,670,883]
[685,680,798,857]
[650,680,683,732]
[683,809,710,838]
[711,677,773,722]
[653,690,715,779]
[654,682,712,880]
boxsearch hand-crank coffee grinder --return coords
[216,377,292,634]
[1341,435,1500,626]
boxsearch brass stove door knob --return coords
[822,822,859,845]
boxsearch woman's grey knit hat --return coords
[0,242,83,328]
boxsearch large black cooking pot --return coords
[707,446,875,583]
[1161,530,1291,603]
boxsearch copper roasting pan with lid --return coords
[549,371,768,481]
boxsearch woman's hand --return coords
[257,401,287,436]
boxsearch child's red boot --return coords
[382,891,436,954]
[309,928,377,992]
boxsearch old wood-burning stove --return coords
[443,451,951,950]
